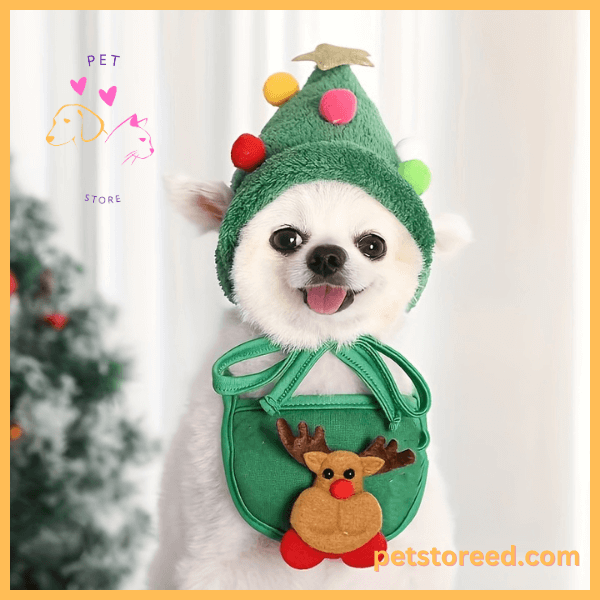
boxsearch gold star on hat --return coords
[292,43,374,71]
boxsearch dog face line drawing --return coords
[46,104,107,146]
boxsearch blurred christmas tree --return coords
[10,181,158,589]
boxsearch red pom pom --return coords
[10,271,18,296]
[231,134,266,172]
[44,313,69,330]
[341,532,387,568]
[280,529,327,570]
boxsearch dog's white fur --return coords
[232,181,424,349]
[149,178,470,590]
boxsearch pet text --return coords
[87,54,121,67]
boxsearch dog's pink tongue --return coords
[306,285,347,315]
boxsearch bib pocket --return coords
[221,393,428,541]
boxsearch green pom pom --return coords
[398,159,431,196]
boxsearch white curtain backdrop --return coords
[10,10,589,590]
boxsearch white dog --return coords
[148,177,470,590]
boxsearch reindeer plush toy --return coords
[277,419,415,569]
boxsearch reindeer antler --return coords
[359,437,416,475]
[277,419,332,467]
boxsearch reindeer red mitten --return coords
[277,419,416,569]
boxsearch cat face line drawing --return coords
[105,113,155,165]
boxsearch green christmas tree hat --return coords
[217,43,434,309]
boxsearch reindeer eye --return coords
[356,234,387,260]
[64,118,70,123]
[343,469,355,479]
[322,468,334,479]
[139,137,146,142]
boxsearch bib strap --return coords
[335,338,430,430]
[362,335,431,417]
[212,335,431,434]
[334,343,400,427]
[212,337,297,396]
[260,342,335,415]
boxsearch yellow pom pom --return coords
[263,72,299,107]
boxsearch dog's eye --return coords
[343,469,355,479]
[64,118,70,123]
[322,468,334,479]
[270,228,304,254]
[356,234,387,260]
[139,137,146,142]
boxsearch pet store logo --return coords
[45,55,155,166]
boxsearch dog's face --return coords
[231,181,423,348]
[168,174,470,349]
[46,104,106,146]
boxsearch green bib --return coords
[212,335,431,542]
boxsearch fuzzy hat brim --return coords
[216,140,434,309]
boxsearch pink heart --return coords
[70,77,87,95]
[99,86,117,106]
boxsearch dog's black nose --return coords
[307,245,348,277]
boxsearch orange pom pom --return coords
[263,72,299,107]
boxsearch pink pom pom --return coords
[319,89,357,125]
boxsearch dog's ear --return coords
[77,105,105,142]
[433,213,472,259]
[396,140,472,258]
[166,175,233,233]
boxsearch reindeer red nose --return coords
[329,479,354,500]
